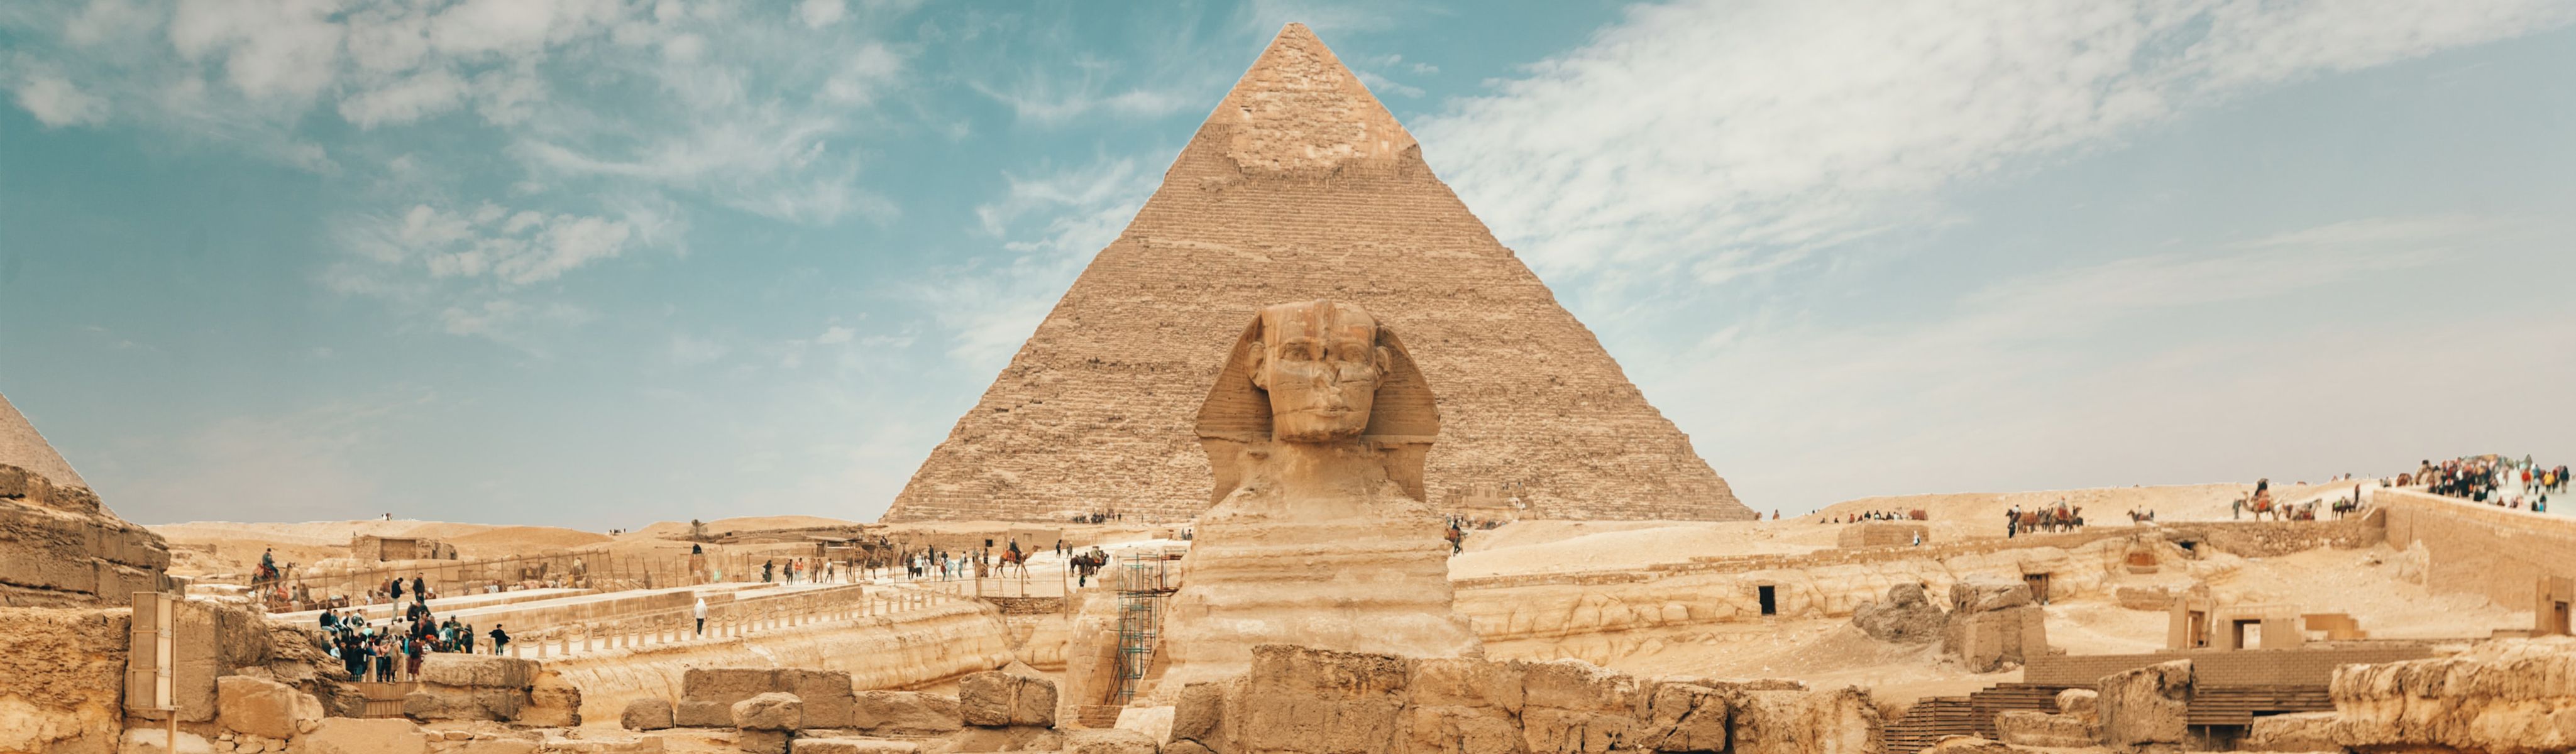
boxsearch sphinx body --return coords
[1152,301,1482,696]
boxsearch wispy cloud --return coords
[1417,0,2576,293]
[913,155,1155,371]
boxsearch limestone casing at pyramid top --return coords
[1207,23,1420,175]
[0,391,87,489]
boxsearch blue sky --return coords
[3,0,2571,527]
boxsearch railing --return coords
[509,582,978,660]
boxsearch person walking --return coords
[694,597,708,636]
[488,625,510,655]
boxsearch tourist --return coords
[373,633,394,682]
[488,625,510,655]
[695,597,708,635]
[762,560,775,583]
[412,574,427,604]
[2005,506,2020,538]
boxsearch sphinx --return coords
[1150,300,1482,696]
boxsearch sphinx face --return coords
[1253,301,1387,442]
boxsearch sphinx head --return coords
[1247,300,1389,442]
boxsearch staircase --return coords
[1966,684,2076,738]
[1882,697,1976,753]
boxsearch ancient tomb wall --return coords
[2023,645,2435,687]
[2376,488,2576,606]
[1453,519,2382,647]
[1,462,173,607]
[546,599,1016,724]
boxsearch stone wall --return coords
[1168,643,1875,754]
[883,25,1752,525]
[2377,487,2576,607]
[2022,645,2435,687]
[2326,637,2576,754]
[1,463,173,607]
[0,607,129,754]
[546,600,1016,724]
[1836,522,1928,548]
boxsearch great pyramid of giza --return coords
[883,24,1750,523]
[1,391,88,488]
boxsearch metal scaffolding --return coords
[1111,549,1182,704]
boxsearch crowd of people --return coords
[1823,509,1918,524]
[305,559,509,683]
[2409,456,2563,513]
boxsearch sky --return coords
[3,0,2572,528]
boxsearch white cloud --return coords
[167,0,344,104]
[336,67,467,128]
[816,325,856,344]
[799,0,847,28]
[11,71,109,127]
[1416,0,2576,289]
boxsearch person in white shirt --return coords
[693,597,708,635]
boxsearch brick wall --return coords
[2377,488,2576,606]
[2023,645,2434,687]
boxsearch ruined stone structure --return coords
[1154,301,1482,696]
[1,390,173,607]
[884,24,1749,524]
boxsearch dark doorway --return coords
[1758,585,1778,616]
[2552,601,2570,636]
[2023,572,2052,604]
[2233,619,2263,649]
[2186,611,2210,648]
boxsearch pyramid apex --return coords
[1196,22,1416,174]
[0,391,87,489]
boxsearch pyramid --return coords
[883,24,1751,523]
[1,390,87,489]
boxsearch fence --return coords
[502,582,979,660]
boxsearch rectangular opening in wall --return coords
[2023,572,2052,604]
[2552,601,2570,636]
[2187,610,2210,648]
[1758,585,1777,616]
[2233,619,2262,649]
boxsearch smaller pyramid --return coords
[0,391,86,488]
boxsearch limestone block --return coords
[942,726,1060,753]
[1163,741,1214,754]
[738,729,791,754]
[119,728,212,754]
[791,740,920,754]
[216,675,322,740]
[685,668,782,707]
[1948,579,2033,614]
[1169,680,1235,747]
[1730,686,1880,754]
[1994,710,2094,748]
[1851,583,1944,644]
[1407,657,1522,713]
[1115,706,1174,745]
[1237,645,1410,754]
[2055,689,2098,722]
[418,655,537,689]
[1922,736,2019,753]
[1062,729,1158,754]
[677,701,736,728]
[1942,605,2046,673]
[1517,659,1638,753]
[444,740,539,754]
[734,693,805,731]
[850,692,960,735]
[2114,586,2172,611]
[2326,637,2576,754]
[2243,711,2340,752]
[522,669,583,728]
[957,671,1057,728]
[403,686,525,722]
[2097,660,2191,753]
[778,669,857,729]
[622,698,675,731]
[1395,705,1525,754]
[1,608,130,754]
[1631,682,1731,753]
[289,718,429,754]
